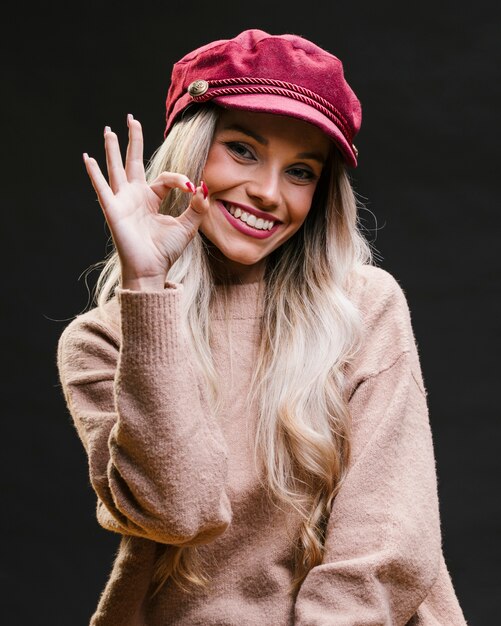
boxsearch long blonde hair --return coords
[92,103,375,597]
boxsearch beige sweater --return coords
[57,264,467,625]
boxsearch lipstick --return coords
[216,201,281,240]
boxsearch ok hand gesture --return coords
[83,114,210,291]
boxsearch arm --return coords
[59,116,231,546]
[293,267,446,625]
[294,344,442,625]
[57,284,232,546]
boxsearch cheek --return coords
[287,188,316,224]
[203,145,241,189]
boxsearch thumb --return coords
[177,181,210,231]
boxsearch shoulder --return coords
[57,298,121,375]
[346,263,409,316]
[344,264,422,384]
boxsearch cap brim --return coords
[212,93,357,167]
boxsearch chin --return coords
[214,239,265,264]
[224,251,264,266]
[200,231,269,267]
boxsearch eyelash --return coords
[226,141,254,159]
[225,142,316,182]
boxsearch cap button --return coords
[187,79,209,97]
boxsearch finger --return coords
[104,127,128,193]
[200,180,209,200]
[149,171,196,202]
[125,115,146,183]
[83,153,115,210]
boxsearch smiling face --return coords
[200,108,331,283]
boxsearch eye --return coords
[225,142,255,160]
[287,167,316,182]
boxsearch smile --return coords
[224,202,276,230]
[216,201,281,240]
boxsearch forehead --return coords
[215,108,331,154]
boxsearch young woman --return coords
[57,29,467,625]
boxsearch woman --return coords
[57,29,467,625]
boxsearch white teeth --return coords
[224,203,276,231]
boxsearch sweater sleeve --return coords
[56,284,232,547]
[294,274,442,625]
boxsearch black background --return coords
[3,1,500,624]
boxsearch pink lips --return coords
[216,201,280,239]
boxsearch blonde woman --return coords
[57,29,467,625]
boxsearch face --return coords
[200,109,331,283]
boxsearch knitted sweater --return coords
[56,264,467,625]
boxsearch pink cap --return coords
[164,29,362,167]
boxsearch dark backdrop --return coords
[3,1,499,624]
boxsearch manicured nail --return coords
[83,152,89,162]
[185,181,195,193]
[127,113,133,126]
[201,181,209,199]
[104,126,111,136]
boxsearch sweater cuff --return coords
[116,283,186,367]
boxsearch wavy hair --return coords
[91,103,375,597]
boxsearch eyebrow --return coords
[295,151,327,165]
[222,123,327,165]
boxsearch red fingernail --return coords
[185,181,195,193]
[201,181,209,199]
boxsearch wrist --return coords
[120,276,167,292]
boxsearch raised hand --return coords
[83,114,210,291]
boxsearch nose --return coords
[245,167,281,209]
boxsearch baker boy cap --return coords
[164,29,362,167]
